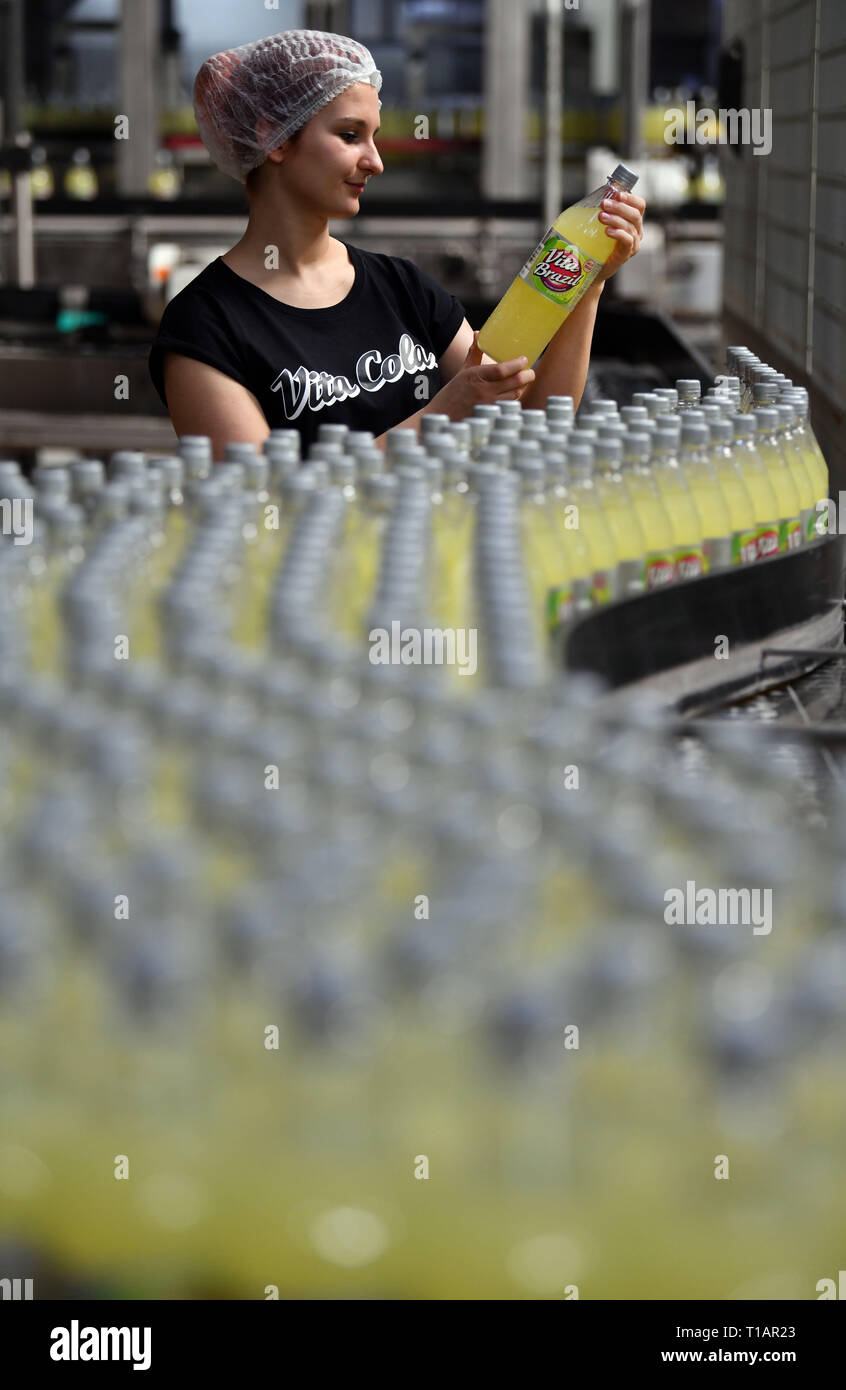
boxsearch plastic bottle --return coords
[774,403,816,542]
[564,443,620,603]
[675,379,702,412]
[707,418,758,565]
[515,457,576,631]
[677,419,733,572]
[649,424,707,579]
[780,388,829,535]
[593,435,646,595]
[477,164,639,364]
[729,415,780,560]
[752,408,803,552]
[620,432,677,588]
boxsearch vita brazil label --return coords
[520,231,602,309]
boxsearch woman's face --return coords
[270,83,384,216]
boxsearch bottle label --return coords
[801,506,816,543]
[755,524,780,559]
[617,558,646,594]
[520,228,602,310]
[779,518,802,552]
[732,529,758,565]
[547,585,573,630]
[703,536,732,571]
[674,546,706,581]
[645,551,676,589]
[591,568,618,605]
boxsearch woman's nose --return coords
[361,143,383,175]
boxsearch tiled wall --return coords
[722,0,845,482]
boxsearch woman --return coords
[149,29,645,461]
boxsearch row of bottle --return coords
[0,146,182,202]
[1,573,844,1296]
[0,395,829,699]
[1,423,844,1295]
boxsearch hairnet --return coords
[193,29,383,184]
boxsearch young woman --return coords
[149,29,645,461]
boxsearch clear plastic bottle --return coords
[620,432,677,588]
[707,418,758,565]
[780,388,829,535]
[594,435,646,595]
[774,402,817,542]
[564,443,620,603]
[729,415,781,560]
[677,419,733,572]
[675,379,702,412]
[649,424,707,580]
[477,164,639,364]
[753,408,803,552]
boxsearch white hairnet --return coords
[193,29,383,184]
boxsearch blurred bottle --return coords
[64,148,98,201]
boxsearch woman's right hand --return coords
[431,331,535,419]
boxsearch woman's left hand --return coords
[596,189,646,282]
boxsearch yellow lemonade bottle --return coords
[781,388,829,535]
[677,419,733,571]
[515,458,576,631]
[477,164,639,364]
[328,473,397,639]
[707,418,759,565]
[543,454,594,612]
[649,423,707,579]
[752,408,803,552]
[729,415,781,560]
[594,434,647,595]
[620,431,677,589]
[774,403,817,541]
[565,443,620,603]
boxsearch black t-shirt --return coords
[148,244,467,452]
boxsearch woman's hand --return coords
[596,189,646,282]
[431,331,535,419]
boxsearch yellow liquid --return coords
[710,450,758,564]
[478,202,615,364]
[430,491,475,634]
[326,504,388,640]
[755,436,802,551]
[623,467,676,588]
[778,429,817,540]
[568,478,620,602]
[651,460,706,580]
[732,440,781,559]
[548,484,593,594]
[521,496,573,634]
[796,418,829,518]
[595,470,647,592]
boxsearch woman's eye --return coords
[340,132,357,142]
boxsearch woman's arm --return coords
[163,352,270,462]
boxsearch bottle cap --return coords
[680,420,709,445]
[110,451,147,481]
[224,441,257,464]
[731,413,755,437]
[755,408,778,430]
[609,163,639,190]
